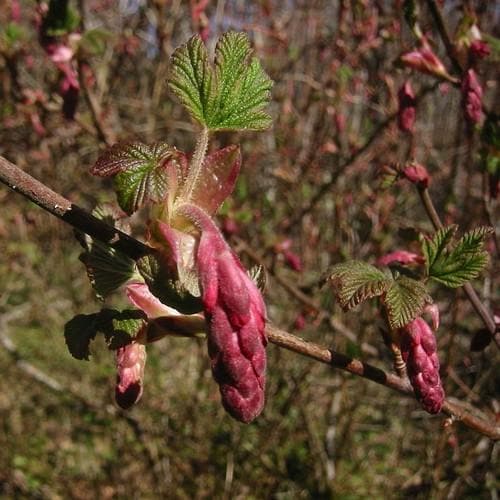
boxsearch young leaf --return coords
[90,142,187,215]
[77,206,137,299]
[420,225,457,274]
[421,226,492,288]
[64,309,146,361]
[102,309,147,350]
[324,260,393,311]
[384,276,432,329]
[210,32,273,130]
[169,32,273,131]
[136,254,203,314]
[79,241,137,299]
[64,313,100,360]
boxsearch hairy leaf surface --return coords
[384,276,431,329]
[169,32,273,131]
[325,260,393,311]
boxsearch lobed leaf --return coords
[169,35,214,126]
[324,260,393,311]
[90,142,187,215]
[64,313,100,360]
[136,254,203,314]
[420,225,457,274]
[384,276,432,329]
[421,225,492,288]
[77,206,137,299]
[103,309,147,350]
[64,309,147,360]
[168,32,273,131]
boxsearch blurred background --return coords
[0,1,498,498]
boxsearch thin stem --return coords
[418,186,499,346]
[181,127,209,203]
[425,0,463,76]
[1,154,499,439]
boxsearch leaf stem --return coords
[181,126,209,204]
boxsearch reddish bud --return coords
[402,163,430,188]
[470,40,490,60]
[401,40,451,81]
[377,250,423,267]
[397,81,416,133]
[461,69,483,125]
[196,222,267,423]
[294,313,306,331]
[400,317,445,414]
[283,250,303,272]
[115,342,147,409]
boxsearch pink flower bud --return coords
[402,163,430,188]
[461,69,483,125]
[283,250,303,272]
[470,40,490,60]
[377,250,423,267]
[115,342,147,409]
[401,40,450,80]
[400,317,444,414]
[196,221,267,423]
[397,81,416,133]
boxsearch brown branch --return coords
[1,154,499,440]
[0,155,150,260]
[418,186,499,347]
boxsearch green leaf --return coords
[420,225,457,275]
[79,241,136,299]
[64,313,100,360]
[169,32,273,131]
[384,276,431,329]
[64,309,147,361]
[433,228,491,287]
[90,142,187,215]
[136,254,203,314]
[77,206,137,299]
[324,260,393,311]
[102,309,147,350]
[421,225,492,288]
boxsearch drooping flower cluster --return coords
[400,316,444,414]
[193,212,267,423]
[115,342,147,409]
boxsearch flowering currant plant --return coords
[65,32,272,423]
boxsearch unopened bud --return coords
[115,342,147,409]
[400,317,445,414]
[462,69,483,125]
[398,81,416,133]
[402,163,430,188]
[401,40,453,81]
[469,40,490,61]
[197,224,267,423]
